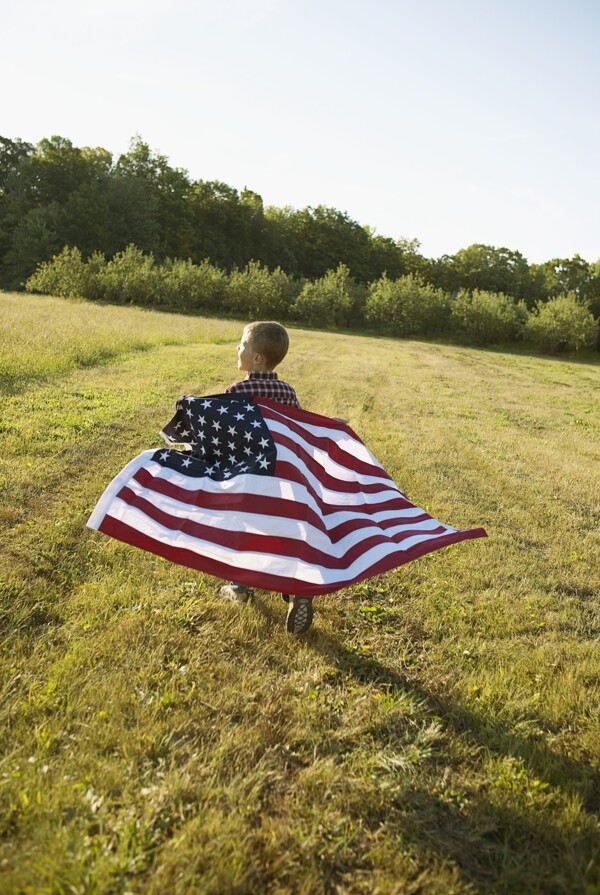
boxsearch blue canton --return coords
[154,395,276,480]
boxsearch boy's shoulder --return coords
[226,374,300,408]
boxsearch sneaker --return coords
[286,596,314,634]
[219,583,253,604]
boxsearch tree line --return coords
[2,134,600,319]
[27,247,599,354]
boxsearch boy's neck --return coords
[248,366,275,374]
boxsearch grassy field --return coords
[1,291,599,895]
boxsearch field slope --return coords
[1,292,599,895]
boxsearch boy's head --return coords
[237,321,290,372]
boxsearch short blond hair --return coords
[244,321,290,369]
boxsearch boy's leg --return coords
[285,595,314,634]
[219,582,253,604]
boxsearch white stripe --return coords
[260,405,382,471]
[87,450,157,530]
[131,466,425,528]
[267,418,394,486]
[140,453,404,510]
[123,474,453,560]
[274,443,402,505]
[106,497,457,587]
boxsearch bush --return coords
[160,258,227,312]
[451,289,527,345]
[366,273,451,336]
[94,245,161,305]
[26,246,89,298]
[525,293,598,353]
[226,261,297,319]
[292,264,365,328]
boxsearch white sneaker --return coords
[218,583,253,604]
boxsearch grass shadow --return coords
[309,630,600,815]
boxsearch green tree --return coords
[22,137,111,207]
[451,289,528,345]
[160,257,227,312]
[530,255,591,299]
[366,273,451,336]
[362,232,422,282]
[188,180,252,269]
[1,203,64,287]
[113,137,191,259]
[0,139,32,275]
[106,174,160,256]
[276,206,372,281]
[226,260,297,319]
[525,293,598,353]
[26,245,90,298]
[450,244,533,302]
[95,244,160,305]
[292,263,365,328]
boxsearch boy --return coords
[218,321,314,635]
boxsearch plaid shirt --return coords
[226,371,301,408]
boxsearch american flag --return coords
[87,395,487,596]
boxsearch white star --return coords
[201,399,212,409]
[214,448,222,457]
[205,465,215,476]
[198,431,206,441]
[243,445,252,455]
[200,445,206,455]
[181,456,192,467]
[227,425,237,436]
[251,420,261,429]
[160,451,170,461]
[234,412,245,421]
[227,441,235,451]
[180,429,190,437]
[184,396,195,403]
[228,453,236,463]
[244,403,254,412]
[211,437,219,446]
[256,453,264,461]
[174,421,182,430]
[258,458,269,469]
[259,437,269,448]
[212,420,221,431]
[217,405,228,415]
[197,415,206,426]
[214,460,221,467]
[223,470,232,478]
[243,431,252,441]
[186,408,193,417]
[240,464,250,472]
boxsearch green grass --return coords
[1,291,599,894]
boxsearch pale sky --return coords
[4,0,599,263]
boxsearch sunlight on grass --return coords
[1,293,599,894]
[0,292,239,389]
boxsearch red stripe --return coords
[259,401,393,482]
[99,514,487,597]
[274,460,410,514]
[134,467,425,544]
[134,466,411,523]
[273,432,393,494]
[116,485,451,569]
